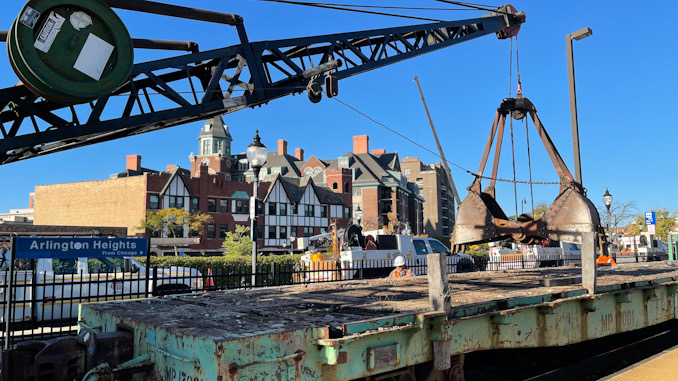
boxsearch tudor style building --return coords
[31,116,355,255]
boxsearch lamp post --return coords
[567,26,593,186]
[602,189,613,260]
[246,130,267,287]
[355,205,363,228]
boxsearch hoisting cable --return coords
[515,35,535,216]
[510,107,518,218]
[508,37,519,218]
[432,0,512,14]
[249,0,444,22]
[251,1,492,12]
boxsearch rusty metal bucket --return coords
[453,97,602,248]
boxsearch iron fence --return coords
[5,251,655,346]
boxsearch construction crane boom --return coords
[0,4,524,165]
[413,75,461,206]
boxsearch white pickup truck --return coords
[0,254,202,324]
[300,233,474,281]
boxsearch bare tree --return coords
[596,200,638,232]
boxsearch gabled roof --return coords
[159,167,193,197]
[263,175,343,205]
[263,152,302,177]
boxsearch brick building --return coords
[400,157,456,237]
[260,135,423,234]
[32,116,354,255]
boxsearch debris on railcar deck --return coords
[83,263,678,341]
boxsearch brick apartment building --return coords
[260,135,424,234]
[400,157,456,237]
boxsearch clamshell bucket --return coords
[453,97,603,249]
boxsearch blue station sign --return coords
[14,237,148,259]
[645,212,656,226]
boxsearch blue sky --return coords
[1,1,676,222]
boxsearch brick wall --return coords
[34,176,147,235]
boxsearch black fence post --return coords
[270,262,276,286]
[359,260,365,280]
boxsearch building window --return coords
[279,203,287,216]
[219,225,228,239]
[256,226,263,239]
[172,196,184,209]
[291,204,298,214]
[403,168,410,175]
[191,197,199,211]
[190,227,200,237]
[268,226,277,239]
[304,227,313,237]
[269,202,277,215]
[149,195,159,209]
[207,224,216,239]
[304,205,314,217]
[280,226,287,239]
[220,199,229,213]
[332,182,338,189]
[353,188,361,196]
[320,205,327,218]
[234,199,248,214]
[207,198,216,213]
[344,207,350,218]
[344,182,349,192]
[290,226,297,238]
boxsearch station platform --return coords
[604,344,678,381]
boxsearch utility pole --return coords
[413,76,461,206]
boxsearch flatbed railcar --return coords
[7,263,678,380]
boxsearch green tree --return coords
[627,208,676,243]
[221,225,253,257]
[653,207,677,243]
[531,202,549,220]
[138,208,212,255]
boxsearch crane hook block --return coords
[325,75,338,98]
[307,80,322,103]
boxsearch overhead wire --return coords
[248,0,444,22]
[331,96,559,185]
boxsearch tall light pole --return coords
[602,189,613,260]
[246,130,267,287]
[567,26,593,186]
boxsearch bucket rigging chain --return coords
[0,7,524,165]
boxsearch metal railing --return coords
[13,251,663,346]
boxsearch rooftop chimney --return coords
[371,149,385,155]
[126,155,141,171]
[295,148,304,161]
[278,139,288,156]
[166,165,178,172]
[353,135,369,154]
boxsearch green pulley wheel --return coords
[7,0,133,104]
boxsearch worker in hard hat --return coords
[389,256,413,278]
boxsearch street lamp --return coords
[567,26,593,186]
[602,189,613,259]
[246,130,267,287]
[355,205,363,228]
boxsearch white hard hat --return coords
[393,256,405,267]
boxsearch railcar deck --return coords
[79,262,678,380]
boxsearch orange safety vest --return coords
[389,268,413,278]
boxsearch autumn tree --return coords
[221,225,253,257]
[138,208,212,255]
[627,207,676,243]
